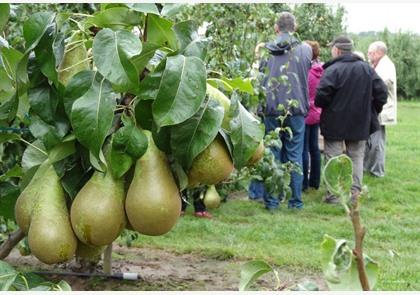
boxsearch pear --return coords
[70,171,126,246]
[125,130,181,236]
[207,83,231,130]
[58,31,89,86]
[15,162,52,234]
[247,140,265,166]
[203,185,221,209]
[188,136,234,185]
[27,164,77,264]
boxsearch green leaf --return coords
[134,98,153,130]
[0,4,10,32]
[34,24,58,86]
[63,70,95,118]
[0,164,23,181]
[172,20,208,60]
[70,72,118,158]
[131,42,161,74]
[113,116,148,159]
[171,99,224,169]
[147,14,177,50]
[48,139,76,164]
[21,140,47,171]
[222,77,254,95]
[108,144,134,179]
[28,115,64,151]
[151,124,171,154]
[321,234,379,291]
[0,260,17,291]
[323,155,353,198]
[152,55,206,128]
[160,4,186,18]
[136,59,166,100]
[126,3,159,15]
[0,93,18,122]
[239,260,275,291]
[88,7,142,30]
[0,182,20,221]
[93,28,141,92]
[0,133,20,144]
[229,92,265,169]
[23,12,55,53]
[28,87,58,124]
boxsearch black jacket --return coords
[315,53,388,141]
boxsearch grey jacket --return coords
[262,33,312,117]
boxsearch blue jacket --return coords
[261,33,312,117]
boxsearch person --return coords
[364,41,397,177]
[302,41,323,191]
[180,188,212,219]
[248,12,312,210]
[315,36,388,203]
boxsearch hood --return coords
[310,62,324,78]
[323,53,363,69]
[265,33,300,56]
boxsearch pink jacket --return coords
[305,62,324,125]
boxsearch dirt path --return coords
[5,245,327,291]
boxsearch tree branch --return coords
[0,229,25,259]
[350,192,370,291]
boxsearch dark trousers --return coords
[302,124,321,190]
[181,188,206,212]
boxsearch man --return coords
[249,12,312,210]
[315,36,388,203]
[364,41,397,177]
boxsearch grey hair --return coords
[276,12,296,33]
[369,41,388,55]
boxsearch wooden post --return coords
[103,243,112,275]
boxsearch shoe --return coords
[324,194,340,204]
[194,211,212,219]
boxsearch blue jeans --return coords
[302,124,321,190]
[249,115,305,209]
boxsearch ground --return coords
[5,244,327,291]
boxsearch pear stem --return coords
[0,229,25,259]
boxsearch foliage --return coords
[0,3,265,260]
[352,29,420,100]
[0,260,71,291]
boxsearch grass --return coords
[126,101,420,291]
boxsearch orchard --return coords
[1,3,419,292]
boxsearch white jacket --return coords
[375,55,397,125]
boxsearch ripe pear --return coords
[58,31,89,86]
[125,130,181,236]
[188,136,234,185]
[247,140,265,166]
[15,162,52,234]
[207,83,231,130]
[203,185,221,209]
[71,171,126,246]
[27,164,77,264]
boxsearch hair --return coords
[369,41,388,55]
[305,40,320,60]
[276,12,296,33]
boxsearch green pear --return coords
[27,164,77,264]
[58,31,89,86]
[188,136,234,185]
[70,171,126,246]
[125,130,181,236]
[207,83,231,130]
[15,162,52,234]
[203,185,221,209]
[76,240,105,260]
[247,140,265,166]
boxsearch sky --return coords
[340,2,420,34]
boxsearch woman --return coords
[302,41,323,191]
